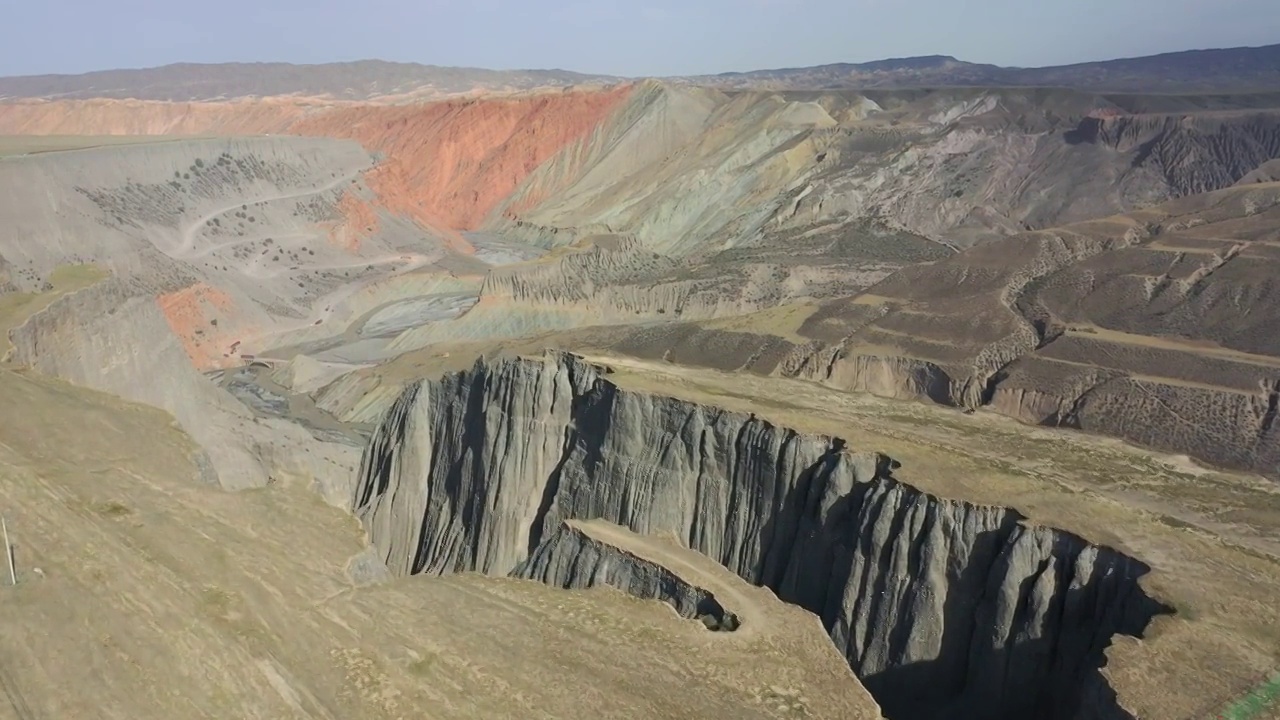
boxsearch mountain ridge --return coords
[3,43,1277,102]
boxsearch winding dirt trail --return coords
[173,169,363,258]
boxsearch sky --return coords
[3,0,1279,78]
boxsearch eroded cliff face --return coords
[1071,111,1280,195]
[511,520,740,631]
[465,235,850,331]
[289,87,634,231]
[6,88,1279,257]
[0,88,635,239]
[352,351,1169,720]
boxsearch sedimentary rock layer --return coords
[0,137,382,490]
[511,520,740,631]
[352,351,1168,720]
[7,87,1279,254]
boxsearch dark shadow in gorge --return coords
[867,564,1171,720]
[753,462,1173,720]
[359,355,1177,720]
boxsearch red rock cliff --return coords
[0,86,633,231]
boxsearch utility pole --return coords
[2,516,14,586]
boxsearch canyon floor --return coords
[1,52,1280,720]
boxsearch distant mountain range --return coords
[2,44,1278,102]
[692,44,1280,93]
[0,60,619,102]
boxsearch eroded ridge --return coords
[352,351,1172,720]
[512,520,741,632]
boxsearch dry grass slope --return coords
[0,365,883,720]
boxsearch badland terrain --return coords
[1,45,1279,720]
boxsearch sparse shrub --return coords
[94,501,132,518]
[194,158,204,168]
[183,173,190,180]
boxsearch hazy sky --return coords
[4,0,1279,77]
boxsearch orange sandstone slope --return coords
[286,85,633,230]
[0,86,635,232]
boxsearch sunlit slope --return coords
[5,86,1280,256]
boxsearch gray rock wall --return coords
[352,352,1169,720]
[511,522,737,630]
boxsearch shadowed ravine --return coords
[351,351,1173,720]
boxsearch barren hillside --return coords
[5,79,1280,481]
[2,47,1280,720]
[0,363,879,719]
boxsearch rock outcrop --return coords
[352,351,1169,720]
[1071,111,1280,195]
[13,86,1279,260]
[512,520,741,632]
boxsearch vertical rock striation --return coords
[511,521,739,631]
[352,352,1169,720]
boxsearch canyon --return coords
[1,46,1279,720]
[353,352,1172,720]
